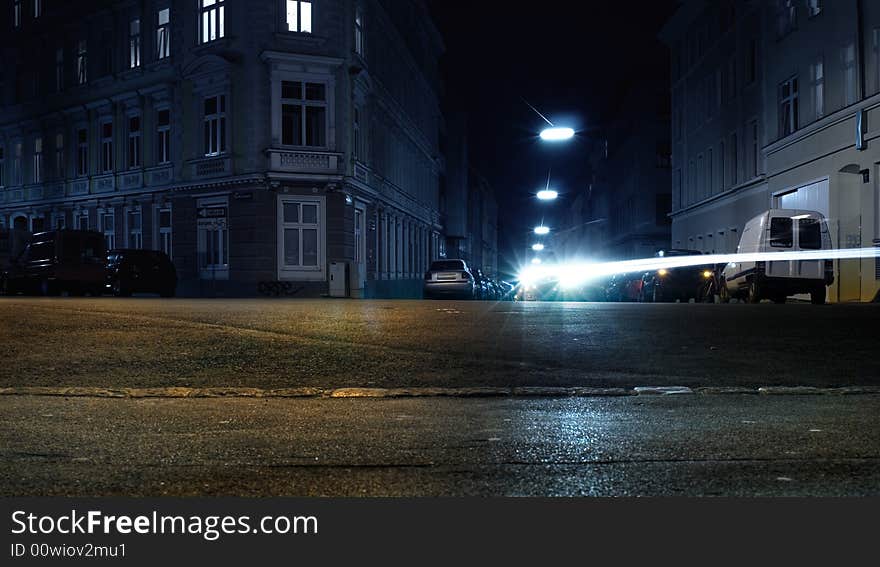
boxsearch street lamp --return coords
[531,257,542,264]
[532,243,545,251]
[539,126,575,142]
[536,189,558,201]
[534,225,550,236]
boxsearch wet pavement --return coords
[1,394,878,496]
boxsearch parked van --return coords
[1,230,106,296]
[720,209,833,304]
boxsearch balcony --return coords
[91,173,116,194]
[117,170,143,190]
[267,149,342,175]
[67,179,89,196]
[189,156,232,180]
[146,164,174,186]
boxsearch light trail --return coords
[518,247,880,287]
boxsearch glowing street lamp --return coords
[536,189,558,201]
[531,257,542,264]
[539,126,575,141]
[534,225,550,236]
[532,243,545,252]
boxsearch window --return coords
[76,128,88,176]
[157,108,171,164]
[127,208,142,249]
[355,208,363,263]
[32,138,42,183]
[76,210,89,230]
[53,214,65,230]
[101,210,116,250]
[129,18,141,68]
[807,0,821,17]
[199,0,225,44]
[729,132,738,186]
[197,200,228,277]
[157,207,172,258]
[76,40,87,84]
[33,0,40,18]
[842,42,856,106]
[55,133,64,178]
[127,116,141,168]
[286,0,312,33]
[355,5,364,56]
[281,81,326,147]
[203,95,226,156]
[100,121,113,173]
[157,8,171,60]
[769,217,793,248]
[55,48,64,92]
[280,198,321,270]
[13,0,20,28]
[778,76,798,137]
[746,39,757,85]
[808,58,824,120]
[13,142,22,185]
[353,105,361,159]
[749,120,759,179]
[776,0,796,39]
[798,218,821,249]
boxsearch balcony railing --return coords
[91,173,116,193]
[267,149,341,174]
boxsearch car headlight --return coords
[702,270,713,278]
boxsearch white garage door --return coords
[776,180,829,218]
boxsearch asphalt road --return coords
[1,394,878,496]
[1,298,879,389]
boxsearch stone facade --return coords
[0,0,446,298]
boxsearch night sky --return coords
[427,1,680,276]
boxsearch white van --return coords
[720,209,833,304]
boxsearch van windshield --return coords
[797,218,822,250]
[769,217,793,248]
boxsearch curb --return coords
[1,385,879,399]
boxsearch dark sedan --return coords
[639,249,715,303]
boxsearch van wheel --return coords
[747,279,762,304]
[810,285,826,305]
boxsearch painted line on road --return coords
[1,385,879,399]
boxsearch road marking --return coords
[633,386,694,395]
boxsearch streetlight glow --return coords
[539,126,575,141]
[532,243,545,251]
[536,189,558,201]
[534,226,550,235]
[531,257,542,264]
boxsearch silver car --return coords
[423,259,475,299]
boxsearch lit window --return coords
[129,18,141,68]
[128,115,141,168]
[101,121,113,173]
[157,109,171,164]
[76,40,88,84]
[778,76,798,137]
[203,95,227,156]
[33,138,43,183]
[199,0,225,44]
[286,1,312,33]
[157,8,171,59]
[355,6,364,56]
[281,81,326,147]
[76,128,88,177]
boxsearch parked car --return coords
[106,249,177,297]
[1,230,106,296]
[605,273,643,302]
[424,259,476,299]
[720,209,833,304]
[640,250,716,303]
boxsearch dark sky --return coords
[427,1,680,275]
